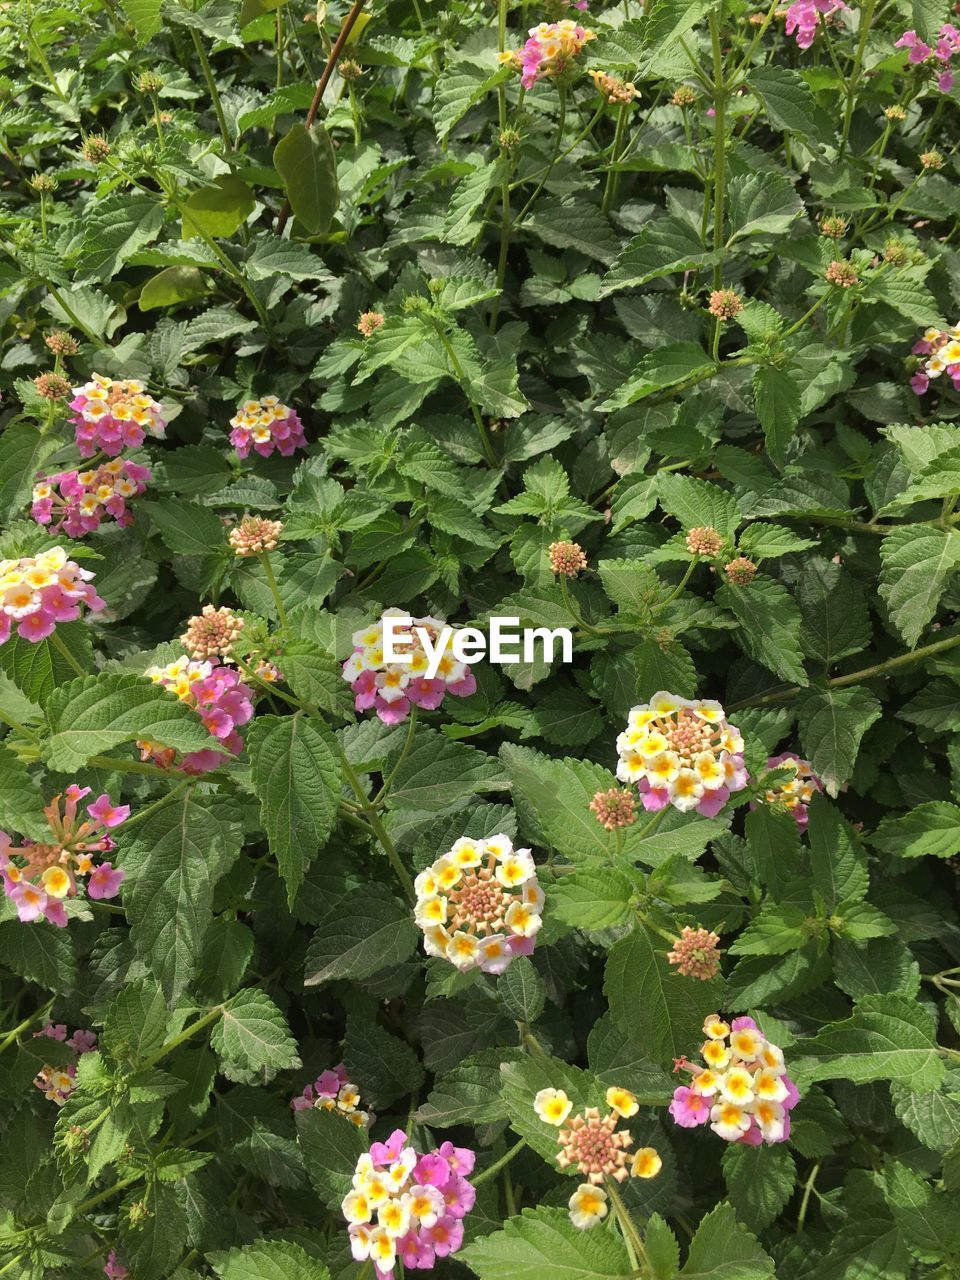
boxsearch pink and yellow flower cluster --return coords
[895,25,960,92]
[341,610,476,725]
[32,1022,98,1104]
[910,323,960,395]
[229,396,306,459]
[499,19,597,89]
[615,691,748,818]
[1,786,127,927]
[415,833,543,974]
[0,546,103,644]
[68,374,165,457]
[784,0,849,49]
[142,656,254,773]
[762,752,822,830]
[290,1062,373,1128]
[342,1129,475,1275]
[31,460,150,537]
[669,1015,799,1145]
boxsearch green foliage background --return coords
[1,0,960,1274]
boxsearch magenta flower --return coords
[68,374,165,458]
[669,1086,712,1127]
[31,460,150,537]
[87,795,131,829]
[142,658,256,774]
[229,396,307,459]
[0,546,104,647]
[87,861,124,900]
[104,1252,130,1280]
[784,0,849,49]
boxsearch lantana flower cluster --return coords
[534,1086,662,1229]
[910,323,960,395]
[104,1253,129,1280]
[0,546,104,644]
[32,1022,98,1104]
[228,396,306,459]
[784,0,849,50]
[762,752,822,830]
[69,374,166,457]
[415,834,543,973]
[342,610,477,725]
[669,1015,799,1145]
[499,19,597,89]
[616,692,748,817]
[142,657,254,773]
[31,460,151,537]
[342,1129,476,1275]
[1,786,127,927]
[290,1062,373,1128]
[895,25,960,92]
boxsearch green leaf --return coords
[304,882,419,986]
[414,1050,511,1128]
[102,977,169,1063]
[246,713,341,905]
[139,266,211,311]
[210,989,301,1083]
[679,1203,775,1280]
[122,792,242,1004]
[748,66,828,140]
[605,924,722,1063]
[497,955,546,1022]
[796,687,881,795]
[181,176,256,241]
[753,366,801,467]
[460,1205,634,1280]
[796,558,872,666]
[0,421,62,521]
[42,673,218,770]
[0,917,75,992]
[604,343,714,409]
[499,1055,606,1162]
[600,216,717,296]
[722,1144,797,1232]
[546,867,635,931]
[635,635,698,700]
[807,793,868,908]
[727,172,804,240]
[527,197,619,265]
[141,497,227,557]
[871,801,960,859]
[296,1104,366,1208]
[0,624,93,704]
[879,525,960,648]
[273,123,339,234]
[791,995,944,1091]
[658,474,741,539]
[0,741,44,838]
[120,0,163,42]
[716,578,808,685]
[278,642,355,719]
[77,194,165,282]
[500,743,617,862]
[208,1240,330,1280]
[387,728,505,812]
[344,1010,424,1108]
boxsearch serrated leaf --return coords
[796,687,881,795]
[879,525,960,648]
[460,1205,633,1279]
[304,883,418,986]
[273,123,339,234]
[871,801,960,859]
[210,990,300,1083]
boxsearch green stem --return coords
[0,997,54,1054]
[838,0,878,159]
[606,1177,652,1275]
[260,550,288,629]
[663,560,696,605]
[0,710,39,741]
[473,1138,527,1186]
[140,1007,224,1072]
[433,325,498,468]
[46,287,101,347]
[559,574,602,635]
[517,1022,545,1055]
[49,629,90,678]
[514,85,567,225]
[119,780,193,833]
[728,632,960,710]
[796,1161,821,1232]
[189,27,233,152]
[781,290,830,339]
[179,205,269,329]
[373,707,418,804]
[341,755,415,900]
[709,9,726,294]
[601,103,629,216]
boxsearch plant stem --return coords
[839,0,878,158]
[433,325,498,468]
[601,103,629,216]
[0,996,54,1054]
[49,629,90,678]
[728,632,960,710]
[606,1177,653,1274]
[514,85,567,225]
[796,1161,821,1232]
[119,780,193,833]
[340,754,415,900]
[189,28,232,152]
[260,550,288,629]
[490,0,511,333]
[373,707,418,804]
[709,9,726,295]
[141,1006,225,1071]
[473,1138,527,1186]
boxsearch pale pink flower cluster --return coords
[32,1022,98,1104]
[0,546,103,644]
[104,1253,129,1280]
[784,0,849,49]
[341,610,477,725]
[1,786,128,927]
[669,1015,799,1145]
[68,374,165,457]
[896,26,960,91]
[342,1129,475,1275]
[142,656,254,773]
[910,323,960,395]
[290,1062,373,1128]
[229,396,306,459]
[615,692,748,818]
[31,460,151,537]
[499,19,597,89]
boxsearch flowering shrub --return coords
[1,0,960,1275]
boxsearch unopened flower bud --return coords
[686,526,723,557]
[707,288,743,321]
[80,134,111,164]
[667,925,721,980]
[34,372,71,400]
[180,604,244,661]
[819,214,847,239]
[589,69,640,104]
[724,555,757,584]
[499,127,522,152]
[134,70,165,94]
[589,788,637,830]
[920,149,944,169]
[825,259,858,288]
[671,84,697,106]
[356,310,385,337]
[883,239,909,266]
[29,173,57,194]
[884,104,907,120]
[229,515,284,557]
[548,540,588,576]
[45,331,78,357]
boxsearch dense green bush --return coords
[1,0,960,1275]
